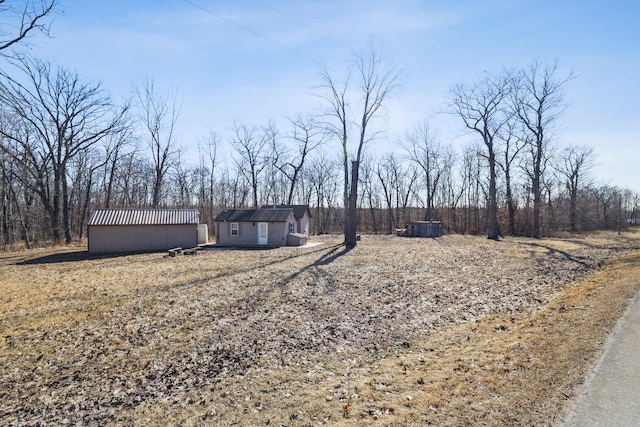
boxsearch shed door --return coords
[258,222,268,245]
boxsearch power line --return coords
[182,0,322,66]
[182,1,433,121]
[255,0,329,42]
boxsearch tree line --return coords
[0,3,638,249]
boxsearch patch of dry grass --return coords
[1,230,640,426]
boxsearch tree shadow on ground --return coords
[133,242,351,296]
[562,239,599,249]
[16,250,142,265]
[16,244,281,265]
[523,242,590,267]
[313,244,353,266]
[272,243,354,288]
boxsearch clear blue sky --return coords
[25,0,640,190]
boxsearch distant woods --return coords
[0,15,638,248]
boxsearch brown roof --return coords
[88,209,199,226]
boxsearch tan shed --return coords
[88,209,199,253]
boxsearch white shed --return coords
[88,209,199,253]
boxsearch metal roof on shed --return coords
[260,204,310,219]
[214,208,293,223]
[88,209,199,226]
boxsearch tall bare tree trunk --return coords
[319,43,399,246]
[346,161,360,246]
[505,171,516,235]
[487,148,500,240]
[532,153,542,239]
[450,72,510,240]
[514,61,571,238]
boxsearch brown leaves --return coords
[1,232,638,425]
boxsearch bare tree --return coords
[631,193,640,225]
[170,150,193,207]
[134,78,180,208]
[274,115,324,205]
[0,0,56,54]
[0,139,35,247]
[513,61,572,238]
[457,144,488,235]
[262,120,288,205]
[100,127,134,209]
[376,153,399,233]
[307,152,339,234]
[319,65,349,236]
[450,71,511,240]
[556,144,595,231]
[404,121,454,222]
[113,152,152,208]
[195,130,219,224]
[496,119,526,235]
[68,147,103,239]
[0,56,128,243]
[230,121,270,208]
[319,43,399,246]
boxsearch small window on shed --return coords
[289,222,294,233]
[231,223,239,236]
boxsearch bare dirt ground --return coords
[1,230,640,426]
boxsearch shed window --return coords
[289,222,294,233]
[231,223,239,236]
